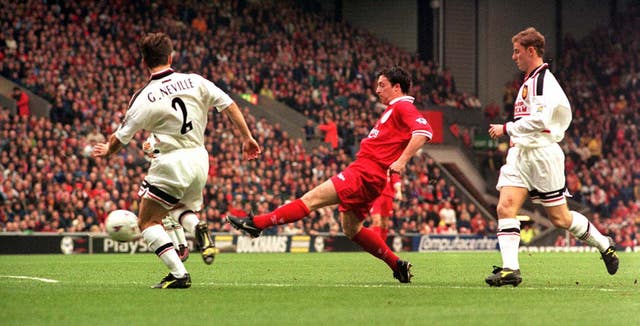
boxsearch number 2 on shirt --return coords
[172,97,193,134]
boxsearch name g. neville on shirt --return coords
[147,78,195,102]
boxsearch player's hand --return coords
[142,141,157,159]
[242,137,262,160]
[488,124,505,139]
[387,161,406,176]
[92,143,109,157]
[142,141,152,153]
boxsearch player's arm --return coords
[92,133,125,158]
[388,134,428,175]
[489,106,552,139]
[504,100,552,135]
[203,76,261,160]
[389,108,432,175]
[94,97,144,158]
[223,102,261,160]
[490,84,553,138]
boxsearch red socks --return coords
[352,227,399,271]
[253,199,310,229]
[380,228,389,241]
[253,201,399,271]
[371,226,389,241]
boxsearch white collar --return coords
[389,96,415,105]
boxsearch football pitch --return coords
[1,251,639,325]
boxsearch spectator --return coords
[317,114,338,150]
[12,87,29,117]
[438,200,456,227]
[303,119,315,141]
[484,101,501,121]
[520,223,537,245]
[554,235,567,247]
[191,14,207,33]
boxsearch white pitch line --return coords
[0,275,60,283]
[205,282,629,292]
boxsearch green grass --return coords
[1,251,639,325]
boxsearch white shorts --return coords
[139,147,209,211]
[496,144,567,207]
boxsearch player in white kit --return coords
[143,136,190,262]
[485,27,618,287]
[93,33,261,288]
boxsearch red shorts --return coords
[370,195,393,218]
[331,159,387,220]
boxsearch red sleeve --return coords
[399,103,433,140]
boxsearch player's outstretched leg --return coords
[567,211,619,275]
[393,260,413,283]
[195,221,218,265]
[601,237,619,275]
[485,266,522,287]
[226,213,263,238]
[152,272,192,289]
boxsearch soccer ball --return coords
[105,209,140,242]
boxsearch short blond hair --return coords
[512,27,545,57]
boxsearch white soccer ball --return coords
[105,209,140,242]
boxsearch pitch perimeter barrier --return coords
[0,233,501,255]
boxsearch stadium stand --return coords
[0,0,499,238]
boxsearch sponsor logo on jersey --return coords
[522,85,528,100]
[416,117,427,125]
[337,173,345,181]
[514,101,529,117]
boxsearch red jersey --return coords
[381,173,401,198]
[357,96,432,167]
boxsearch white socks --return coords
[568,211,610,252]
[163,217,188,247]
[166,227,179,248]
[497,218,521,270]
[174,225,188,246]
[179,212,200,236]
[142,224,187,278]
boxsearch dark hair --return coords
[139,33,173,69]
[378,66,412,93]
[512,27,545,57]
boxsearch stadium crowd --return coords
[496,2,640,248]
[0,0,489,238]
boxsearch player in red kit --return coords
[370,173,402,241]
[228,66,432,283]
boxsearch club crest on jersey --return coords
[380,109,393,124]
[522,85,528,100]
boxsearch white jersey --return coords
[505,63,572,148]
[116,68,233,152]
